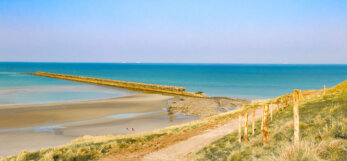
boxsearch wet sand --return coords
[0,94,198,157]
[0,94,171,129]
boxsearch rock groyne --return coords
[29,71,206,97]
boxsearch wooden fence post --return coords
[252,109,255,135]
[293,89,300,146]
[239,114,242,143]
[244,113,249,143]
[263,104,269,145]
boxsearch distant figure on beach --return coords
[126,128,129,131]
[132,128,135,131]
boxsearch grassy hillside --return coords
[191,82,347,161]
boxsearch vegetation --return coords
[191,82,347,161]
[2,81,346,161]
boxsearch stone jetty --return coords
[29,71,206,97]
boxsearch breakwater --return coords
[29,71,206,97]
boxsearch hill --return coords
[191,81,347,161]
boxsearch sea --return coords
[0,62,346,105]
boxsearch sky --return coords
[0,0,346,64]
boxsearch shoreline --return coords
[0,93,143,110]
[0,84,138,107]
[0,112,199,157]
[0,110,163,133]
[0,94,200,157]
[0,88,249,157]
[0,94,173,129]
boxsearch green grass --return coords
[191,88,347,161]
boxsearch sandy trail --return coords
[142,105,276,161]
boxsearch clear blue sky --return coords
[0,0,346,64]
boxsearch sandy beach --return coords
[0,94,172,129]
[0,94,198,157]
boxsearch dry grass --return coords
[191,81,347,161]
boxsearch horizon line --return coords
[1,61,347,65]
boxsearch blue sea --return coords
[0,62,346,105]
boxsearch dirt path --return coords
[142,105,275,161]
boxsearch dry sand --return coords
[0,94,198,157]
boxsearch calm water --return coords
[0,62,346,105]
